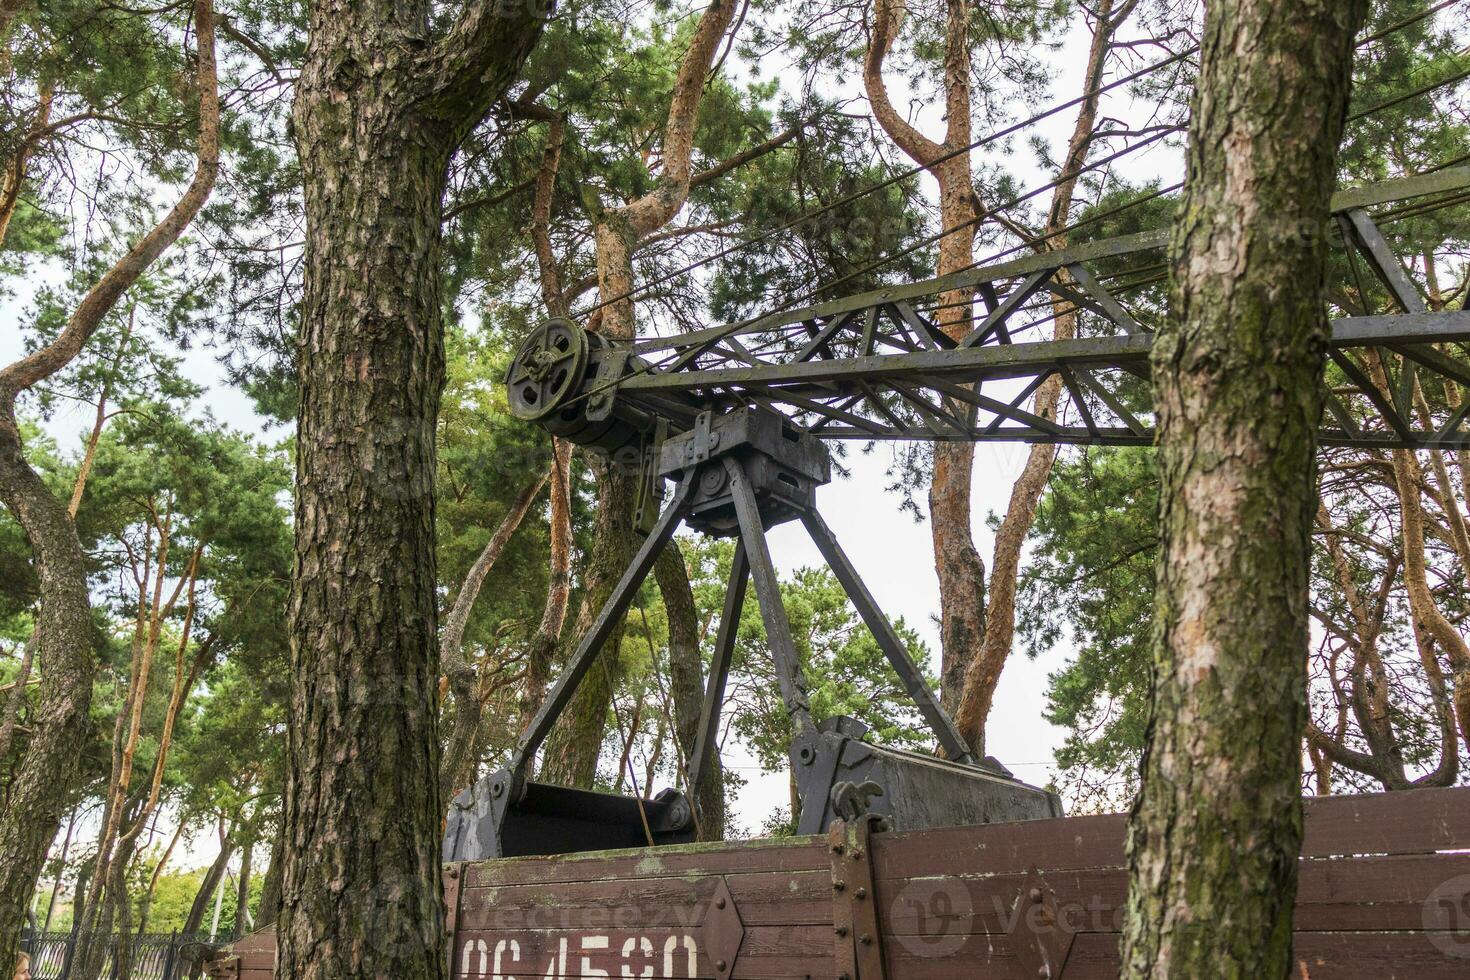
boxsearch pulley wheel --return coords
[505,318,590,422]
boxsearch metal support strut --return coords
[445,407,1058,861]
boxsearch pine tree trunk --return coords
[182,839,235,937]
[516,442,574,765]
[234,840,253,938]
[255,833,284,929]
[281,1,544,974]
[285,76,452,975]
[950,0,1124,753]
[440,472,548,801]
[1121,3,1366,977]
[863,0,985,720]
[0,361,98,980]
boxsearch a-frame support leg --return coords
[507,474,697,779]
[800,509,981,766]
[686,540,748,808]
[725,458,816,741]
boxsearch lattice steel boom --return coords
[507,168,1470,452]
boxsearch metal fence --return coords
[19,929,220,980]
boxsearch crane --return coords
[444,168,1470,860]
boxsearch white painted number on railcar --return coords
[460,935,700,979]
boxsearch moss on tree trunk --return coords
[1121,2,1367,977]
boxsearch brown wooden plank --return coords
[1297,852,1470,930]
[231,929,278,955]
[465,836,828,889]
[880,929,1470,980]
[460,868,833,932]
[877,852,1470,938]
[1302,787,1470,856]
[880,865,1126,938]
[1292,931,1470,979]
[872,812,1129,881]
[240,952,276,971]
[869,788,1470,884]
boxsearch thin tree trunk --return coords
[1375,361,1470,759]
[41,806,77,932]
[280,0,544,975]
[0,3,218,968]
[254,831,284,929]
[542,0,738,788]
[440,472,548,801]
[951,0,1127,753]
[0,80,50,248]
[67,310,134,518]
[518,440,574,742]
[234,840,252,938]
[83,546,203,939]
[516,109,578,756]
[1120,4,1366,977]
[865,0,995,722]
[182,834,235,937]
[540,456,638,787]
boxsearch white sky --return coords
[1,9,1193,881]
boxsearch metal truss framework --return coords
[610,168,1470,449]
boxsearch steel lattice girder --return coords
[611,168,1470,450]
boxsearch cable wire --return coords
[570,46,1200,319]
[569,0,1466,324]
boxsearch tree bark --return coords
[281,0,546,975]
[255,832,284,929]
[0,80,50,248]
[1379,396,1470,760]
[518,439,574,743]
[1120,3,1366,978]
[539,456,638,787]
[865,0,986,721]
[182,831,235,937]
[234,840,253,938]
[0,3,218,970]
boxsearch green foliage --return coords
[1019,448,1157,805]
[685,538,933,773]
[140,858,264,936]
